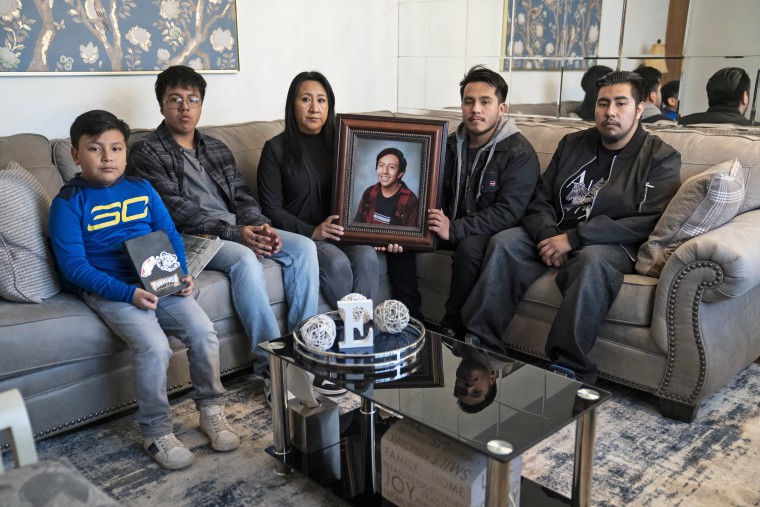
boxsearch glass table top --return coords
[260,325,609,463]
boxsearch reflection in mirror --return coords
[502,0,686,121]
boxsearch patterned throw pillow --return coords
[0,162,61,302]
[636,159,745,278]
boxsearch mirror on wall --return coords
[503,0,688,121]
[397,0,757,126]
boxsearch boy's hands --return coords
[178,275,195,296]
[242,224,282,258]
[132,288,158,310]
[131,275,194,309]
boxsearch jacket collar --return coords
[155,121,205,152]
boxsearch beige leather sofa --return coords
[1,113,759,449]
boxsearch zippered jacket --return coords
[443,117,540,243]
[523,124,681,258]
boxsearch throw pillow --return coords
[636,158,745,278]
[0,162,61,303]
[52,138,80,182]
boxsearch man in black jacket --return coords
[680,67,751,126]
[460,71,682,383]
[418,65,540,336]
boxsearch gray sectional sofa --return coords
[1,113,759,450]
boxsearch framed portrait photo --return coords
[334,114,448,251]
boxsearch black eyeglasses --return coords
[163,96,203,109]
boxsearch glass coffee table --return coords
[260,318,609,507]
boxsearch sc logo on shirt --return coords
[87,196,149,231]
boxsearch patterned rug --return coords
[11,365,760,506]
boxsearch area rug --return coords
[11,365,760,506]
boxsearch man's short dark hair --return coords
[634,65,662,98]
[662,80,680,105]
[596,70,646,104]
[459,65,509,104]
[154,65,207,105]
[70,110,130,149]
[706,67,751,108]
[376,147,407,174]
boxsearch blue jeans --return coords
[83,292,224,439]
[207,229,319,373]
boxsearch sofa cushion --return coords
[0,133,63,198]
[0,162,61,303]
[636,159,745,278]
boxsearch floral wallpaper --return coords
[0,0,237,73]
[503,0,602,70]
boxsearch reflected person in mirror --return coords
[680,67,751,126]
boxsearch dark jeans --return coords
[315,241,378,308]
[440,235,492,335]
[385,235,492,328]
[461,226,634,381]
[385,251,422,320]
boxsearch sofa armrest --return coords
[650,209,760,406]
[660,209,760,302]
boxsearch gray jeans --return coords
[461,226,634,381]
[83,292,224,438]
[315,241,378,308]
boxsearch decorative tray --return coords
[292,311,426,373]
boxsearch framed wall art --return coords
[333,114,448,251]
[0,0,238,74]
[501,0,603,70]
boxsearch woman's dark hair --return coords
[376,147,407,174]
[154,65,207,104]
[70,110,130,149]
[575,65,613,120]
[283,71,336,174]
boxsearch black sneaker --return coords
[312,377,347,396]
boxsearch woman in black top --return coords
[258,71,378,308]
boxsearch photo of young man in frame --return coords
[351,138,424,229]
[333,114,447,251]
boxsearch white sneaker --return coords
[199,406,240,451]
[143,433,194,470]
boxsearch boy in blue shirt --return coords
[50,110,239,470]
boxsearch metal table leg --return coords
[269,355,290,476]
[486,459,513,507]
[360,398,377,495]
[572,405,598,507]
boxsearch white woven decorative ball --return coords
[338,293,371,323]
[300,314,336,350]
[373,299,410,333]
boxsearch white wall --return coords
[397,0,668,110]
[0,0,399,138]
